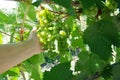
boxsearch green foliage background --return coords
[0,0,120,80]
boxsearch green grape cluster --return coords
[36,9,69,58]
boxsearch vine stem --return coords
[20,3,30,41]
[19,2,30,80]
[0,30,19,40]
[20,65,26,80]
[22,3,29,28]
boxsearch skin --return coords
[0,30,43,74]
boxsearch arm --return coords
[0,30,42,74]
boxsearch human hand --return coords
[28,27,44,54]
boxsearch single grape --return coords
[59,30,66,36]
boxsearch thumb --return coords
[32,27,37,32]
[28,27,37,39]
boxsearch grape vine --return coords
[0,0,120,80]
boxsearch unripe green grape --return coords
[40,31,46,36]
[48,27,53,30]
[48,34,52,38]
[44,20,48,24]
[39,9,47,17]
[59,30,66,36]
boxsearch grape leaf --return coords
[95,0,106,9]
[2,67,20,77]
[116,48,120,61]
[24,60,43,80]
[32,0,43,7]
[60,52,72,63]
[0,24,4,30]
[31,65,41,80]
[112,63,120,80]
[28,53,45,65]
[0,75,4,80]
[112,14,120,32]
[19,2,36,21]
[0,11,8,23]
[79,0,96,9]
[99,20,120,47]
[64,16,74,32]
[51,0,75,15]
[75,51,105,79]
[27,5,37,21]
[83,20,119,60]
[23,53,44,78]
[51,0,72,10]
[101,65,112,79]
[71,28,84,48]
[43,62,73,80]
[22,60,33,72]
[7,14,16,24]
[115,0,120,10]
[79,0,105,9]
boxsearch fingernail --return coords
[32,27,37,31]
